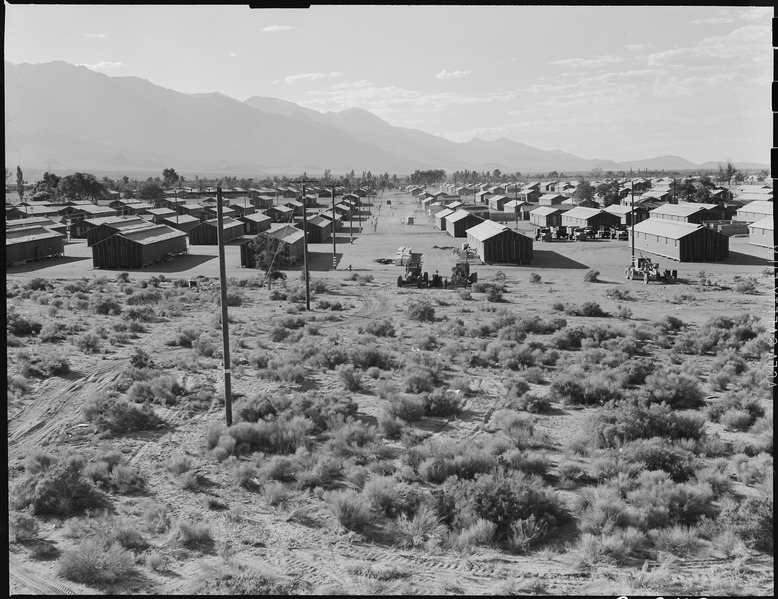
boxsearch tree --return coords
[573,180,594,204]
[250,234,292,283]
[596,181,622,207]
[58,172,105,203]
[718,161,737,188]
[137,180,164,200]
[16,166,25,203]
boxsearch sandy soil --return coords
[7,191,775,595]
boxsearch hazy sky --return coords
[4,4,773,164]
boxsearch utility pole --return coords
[630,181,635,265]
[216,185,232,426]
[331,184,337,270]
[297,177,318,310]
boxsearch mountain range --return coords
[4,61,769,178]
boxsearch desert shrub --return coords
[413,331,437,351]
[706,389,765,429]
[257,455,297,482]
[7,310,43,337]
[10,455,106,517]
[583,270,600,283]
[385,394,426,422]
[323,489,372,532]
[140,500,171,533]
[337,364,363,392]
[349,343,393,370]
[71,331,101,354]
[361,319,395,337]
[272,391,358,433]
[619,438,697,482]
[17,350,71,378]
[169,327,199,347]
[166,453,194,476]
[226,415,314,456]
[362,476,422,519]
[126,290,161,305]
[388,504,448,549]
[377,414,406,440]
[452,519,497,550]
[407,302,435,322]
[439,471,564,539]
[92,295,122,315]
[508,514,550,554]
[626,471,716,528]
[503,450,552,477]
[576,528,647,566]
[9,509,39,542]
[170,520,213,550]
[529,273,542,284]
[234,394,277,424]
[640,369,705,409]
[126,306,155,321]
[58,537,134,586]
[674,313,764,355]
[550,368,623,406]
[511,393,551,414]
[423,388,462,417]
[586,401,706,451]
[717,492,773,553]
[82,392,164,434]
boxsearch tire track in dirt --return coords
[9,553,83,595]
[347,286,392,320]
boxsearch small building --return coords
[649,204,721,224]
[109,199,150,216]
[260,224,305,264]
[6,226,66,266]
[65,204,120,237]
[203,205,236,220]
[434,208,455,230]
[91,224,188,269]
[488,195,510,212]
[518,186,541,203]
[163,214,201,233]
[282,200,304,217]
[228,203,256,218]
[266,204,295,223]
[446,209,485,238]
[475,190,492,205]
[748,217,774,249]
[145,207,177,224]
[6,217,67,236]
[561,206,621,231]
[629,219,729,262]
[734,200,773,223]
[445,200,464,211]
[187,217,246,245]
[318,210,343,231]
[241,212,272,235]
[176,202,205,220]
[250,194,276,210]
[466,220,533,265]
[538,193,566,206]
[296,215,332,243]
[84,216,149,247]
[603,204,649,226]
[529,206,564,229]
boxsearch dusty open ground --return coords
[7,191,775,595]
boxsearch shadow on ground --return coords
[7,255,91,273]
[725,251,773,266]
[530,250,591,270]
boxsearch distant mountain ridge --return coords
[4,61,768,177]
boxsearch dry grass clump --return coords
[10,453,106,517]
[58,536,135,586]
[82,391,164,434]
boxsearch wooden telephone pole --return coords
[216,185,232,426]
[296,178,318,310]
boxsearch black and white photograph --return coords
[6,4,774,596]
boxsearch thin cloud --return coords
[281,72,344,84]
[436,69,472,80]
[85,33,106,39]
[78,61,123,70]
[552,55,621,68]
[229,53,237,58]
[262,25,295,33]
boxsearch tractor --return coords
[443,248,478,289]
[626,255,677,284]
[397,253,428,287]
